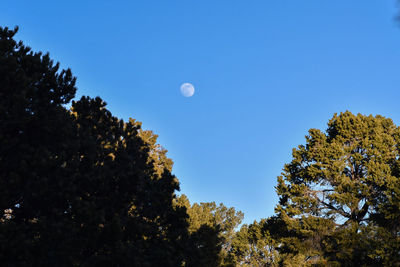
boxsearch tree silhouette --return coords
[0,26,189,266]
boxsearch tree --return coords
[0,26,79,265]
[228,218,280,267]
[70,97,189,266]
[175,194,244,266]
[275,111,400,265]
[135,123,174,178]
[0,26,189,266]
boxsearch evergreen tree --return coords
[275,111,400,266]
[0,26,189,266]
[70,97,189,266]
[175,194,244,266]
[0,26,78,266]
[228,218,280,267]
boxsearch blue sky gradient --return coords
[2,0,400,223]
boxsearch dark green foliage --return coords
[228,218,280,266]
[70,97,189,266]
[186,224,224,267]
[4,25,400,267]
[175,194,244,266]
[0,26,79,266]
[0,26,189,266]
[275,112,400,266]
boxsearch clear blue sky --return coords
[2,0,400,224]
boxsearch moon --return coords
[180,83,195,97]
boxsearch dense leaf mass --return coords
[2,26,400,267]
[175,194,244,266]
[276,112,400,265]
[0,26,189,266]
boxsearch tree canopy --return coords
[175,194,244,266]
[275,111,400,265]
[0,26,189,266]
[2,25,400,267]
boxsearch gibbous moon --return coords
[180,83,195,97]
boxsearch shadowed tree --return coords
[175,194,244,266]
[0,26,79,265]
[70,97,189,266]
[0,26,189,266]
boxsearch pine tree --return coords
[228,218,280,267]
[0,26,78,266]
[0,26,189,266]
[70,96,189,266]
[175,194,244,266]
[275,111,400,265]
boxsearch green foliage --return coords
[0,26,79,266]
[0,26,189,266]
[4,25,400,267]
[175,194,244,266]
[133,120,174,178]
[228,218,280,266]
[275,111,400,265]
